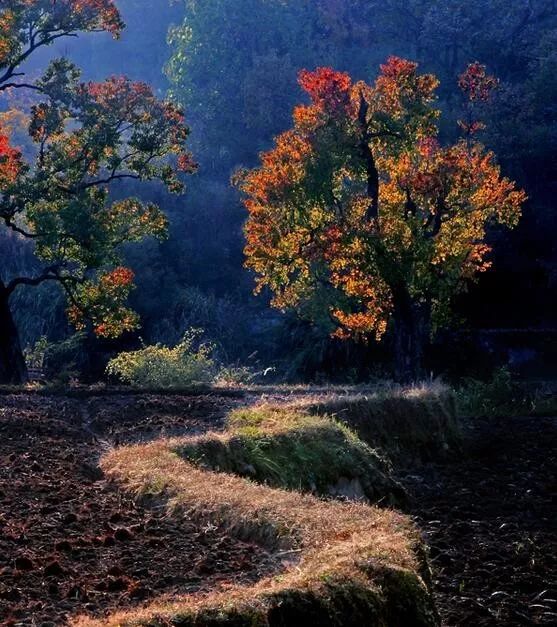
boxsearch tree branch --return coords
[357,92,380,223]
[425,196,445,238]
[0,29,78,90]
[0,82,44,92]
[6,265,62,296]
[3,218,38,239]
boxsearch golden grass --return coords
[74,435,437,626]
[72,390,452,625]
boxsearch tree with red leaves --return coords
[238,58,526,381]
[0,1,196,384]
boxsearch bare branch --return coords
[0,29,78,90]
[0,82,43,92]
[3,218,38,239]
[6,264,62,295]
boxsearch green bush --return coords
[456,367,532,418]
[28,333,88,384]
[24,336,49,370]
[457,368,515,417]
[106,329,215,389]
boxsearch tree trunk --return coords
[391,289,431,383]
[0,283,28,385]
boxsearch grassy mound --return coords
[75,439,438,627]
[175,406,405,504]
[297,384,460,464]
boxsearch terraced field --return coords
[0,394,278,625]
[0,390,555,625]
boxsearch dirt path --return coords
[0,395,278,626]
[403,414,557,626]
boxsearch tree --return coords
[0,1,196,383]
[165,0,554,379]
[238,58,526,381]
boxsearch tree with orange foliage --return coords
[0,1,196,384]
[238,58,526,381]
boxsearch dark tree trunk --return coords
[0,283,28,385]
[391,288,431,383]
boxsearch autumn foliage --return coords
[0,130,21,185]
[1,1,122,62]
[238,57,526,378]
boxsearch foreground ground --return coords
[0,394,278,625]
[0,391,555,625]
[403,413,557,626]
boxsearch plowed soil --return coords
[404,414,557,626]
[0,394,277,626]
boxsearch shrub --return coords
[24,336,49,370]
[214,364,261,387]
[39,333,88,384]
[457,368,517,417]
[214,364,276,387]
[106,329,215,389]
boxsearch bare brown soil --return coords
[0,394,277,626]
[403,414,557,626]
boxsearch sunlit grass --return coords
[176,405,405,504]
[75,435,437,626]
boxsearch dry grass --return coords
[73,389,450,625]
[74,437,438,626]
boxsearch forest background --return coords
[2,0,555,381]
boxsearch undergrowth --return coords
[457,368,557,418]
[106,329,269,390]
[106,329,216,389]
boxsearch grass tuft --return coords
[291,383,460,464]
[457,369,557,418]
[175,405,405,504]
